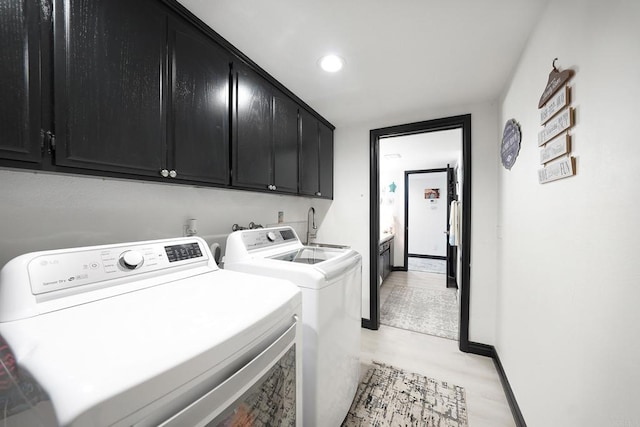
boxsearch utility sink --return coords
[269,245,347,264]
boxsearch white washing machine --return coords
[224,226,362,427]
[0,237,302,427]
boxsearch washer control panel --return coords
[28,239,207,295]
[240,227,299,251]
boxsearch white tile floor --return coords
[362,271,515,427]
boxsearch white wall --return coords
[320,101,499,344]
[496,0,640,425]
[0,169,329,269]
[407,172,447,256]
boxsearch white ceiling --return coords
[380,129,462,174]
[178,0,549,128]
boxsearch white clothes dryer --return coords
[0,237,302,427]
[224,226,362,427]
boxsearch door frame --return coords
[366,114,473,353]
[404,168,448,269]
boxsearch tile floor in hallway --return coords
[360,270,515,427]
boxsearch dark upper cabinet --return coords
[299,109,319,196]
[1,0,332,196]
[272,91,299,193]
[53,0,167,176]
[232,63,272,190]
[169,18,230,185]
[299,109,333,199]
[0,0,41,164]
[232,63,298,193]
[318,121,334,199]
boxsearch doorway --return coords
[404,166,458,286]
[367,114,472,353]
[405,168,449,274]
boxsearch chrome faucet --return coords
[306,207,317,244]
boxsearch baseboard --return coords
[465,341,493,357]
[490,347,527,427]
[391,266,406,272]
[407,254,447,260]
[468,343,527,427]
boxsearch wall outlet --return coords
[278,211,284,223]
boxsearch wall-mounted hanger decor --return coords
[538,58,574,108]
[537,58,576,184]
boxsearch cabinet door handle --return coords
[316,192,322,196]
[272,185,277,191]
[169,170,177,178]
[160,169,169,178]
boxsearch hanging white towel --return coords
[449,201,460,246]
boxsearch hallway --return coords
[380,270,459,340]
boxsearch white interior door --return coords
[407,171,448,257]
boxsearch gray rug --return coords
[380,286,458,340]
[342,362,468,427]
[408,258,446,274]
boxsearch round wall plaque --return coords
[501,119,521,170]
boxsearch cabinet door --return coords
[272,91,298,193]
[298,109,319,196]
[169,19,230,185]
[318,122,334,199]
[232,64,272,190]
[0,0,41,164]
[53,0,167,176]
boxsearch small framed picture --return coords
[424,188,440,199]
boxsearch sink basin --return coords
[269,245,348,264]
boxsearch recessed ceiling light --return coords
[318,54,344,73]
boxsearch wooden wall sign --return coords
[538,157,576,184]
[538,107,574,146]
[538,59,575,108]
[537,59,577,184]
[540,134,570,164]
[501,119,521,170]
[540,86,570,124]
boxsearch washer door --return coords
[157,320,298,427]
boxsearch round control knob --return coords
[119,250,144,270]
[160,169,169,177]
[169,170,177,178]
[266,231,277,242]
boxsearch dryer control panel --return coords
[0,237,216,322]
[27,239,208,295]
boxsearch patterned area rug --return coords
[408,258,446,274]
[380,286,458,340]
[342,362,468,427]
